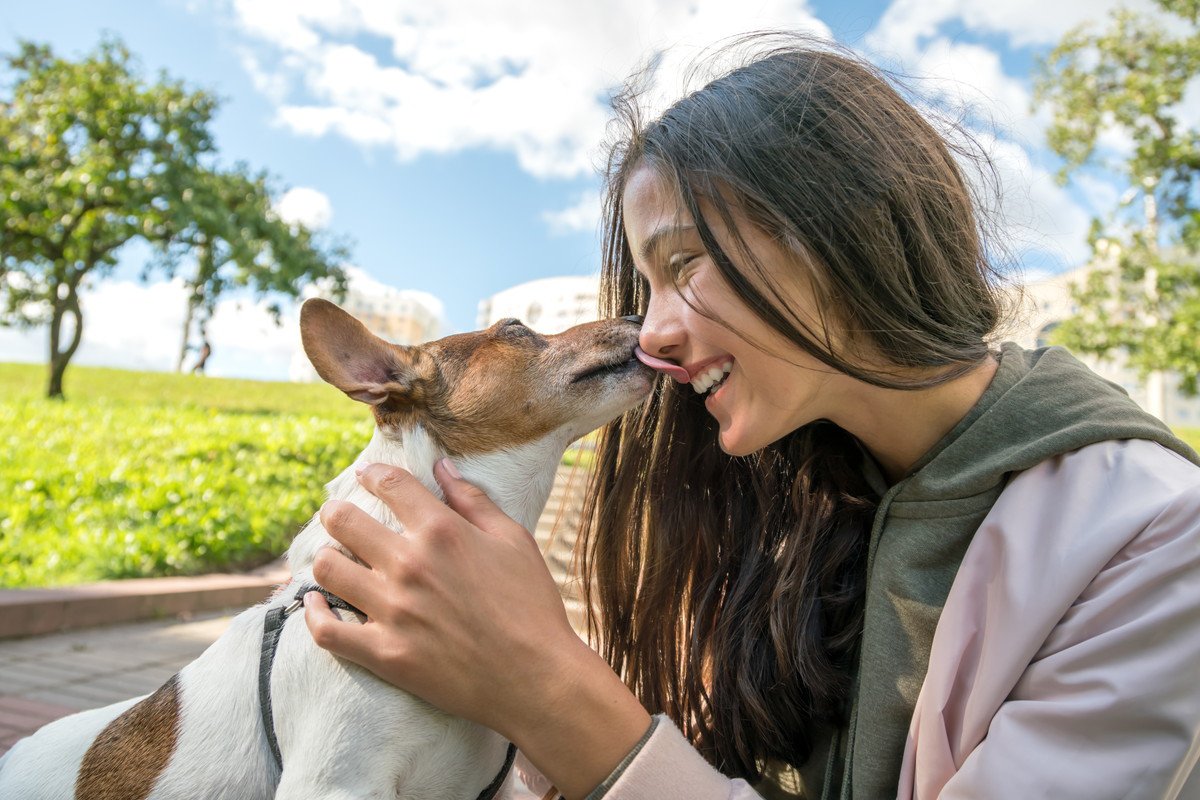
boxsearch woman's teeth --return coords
[691,361,733,394]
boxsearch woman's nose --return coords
[638,293,684,357]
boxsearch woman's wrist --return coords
[506,636,653,800]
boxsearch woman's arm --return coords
[302,461,747,799]
[903,441,1200,799]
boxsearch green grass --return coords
[4,361,1198,589]
[1,362,371,588]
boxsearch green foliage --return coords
[1035,0,1200,394]
[0,362,371,588]
[158,162,349,372]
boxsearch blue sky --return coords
[0,0,1135,380]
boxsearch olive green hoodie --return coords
[766,344,1200,799]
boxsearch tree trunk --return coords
[178,246,212,372]
[46,285,83,400]
[177,287,199,373]
[192,310,213,374]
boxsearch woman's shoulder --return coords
[1001,436,1200,513]
[964,438,1200,606]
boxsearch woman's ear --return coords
[299,298,427,408]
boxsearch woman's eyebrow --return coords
[639,224,698,260]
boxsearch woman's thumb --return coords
[434,458,522,537]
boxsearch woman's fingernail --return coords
[440,457,462,479]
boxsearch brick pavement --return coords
[0,610,543,797]
[0,609,236,754]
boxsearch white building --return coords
[1009,265,1200,429]
[476,275,600,333]
[290,267,445,382]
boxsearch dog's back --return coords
[0,605,276,799]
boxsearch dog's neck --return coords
[287,424,570,577]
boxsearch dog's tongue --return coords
[634,346,690,383]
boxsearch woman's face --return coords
[622,165,861,456]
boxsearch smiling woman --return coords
[582,32,1011,788]
[298,32,1200,800]
[577,33,1200,798]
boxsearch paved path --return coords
[0,609,237,753]
[0,609,544,797]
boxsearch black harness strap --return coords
[258,582,517,799]
[475,741,519,800]
[259,582,359,772]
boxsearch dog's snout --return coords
[622,314,644,325]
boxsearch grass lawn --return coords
[0,362,371,588]
[3,361,1198,589]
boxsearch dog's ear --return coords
[300,298,430,408]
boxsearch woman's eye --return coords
[669,253,701,282]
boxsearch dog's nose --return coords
[622,314,644,325]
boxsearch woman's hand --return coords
[302,459,651,799]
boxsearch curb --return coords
[0,561,290,640]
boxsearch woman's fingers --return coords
[302,591,379,668]
[355,463,460,538]
[310,544,377,614]
[433,458,524,539]
[318,496,403,568]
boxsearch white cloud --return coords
[217,0,832,179]
[276,186,334,230]
[971,134,1092,266]
[0,266,445,382]
[542,189,602,235]
[868,0,1145,60]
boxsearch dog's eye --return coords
[497,319,548,349]
[500,319,532,336]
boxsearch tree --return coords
[0,38,215,398]
[1034,0,1200,400]
[153,165,348,373]
[0,37,350,397]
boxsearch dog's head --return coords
[299,298,654,455]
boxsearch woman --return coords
[303,37,1200,798]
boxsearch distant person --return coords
[191,340,211,374]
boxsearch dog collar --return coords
[257,582,517,799]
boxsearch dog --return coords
[0,298,654,799]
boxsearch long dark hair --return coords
[577,34,1008,780]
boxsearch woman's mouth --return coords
[691,359,733,395]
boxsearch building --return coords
[476,276,600,333]
[1009,264,1200,429]
[290,267,445,382]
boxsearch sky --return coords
[0,0,1155,381]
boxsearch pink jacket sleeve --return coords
[901,440,1200,799]
[516,716,765,799]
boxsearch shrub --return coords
[0,363,370,587]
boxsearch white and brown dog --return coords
[0,299,653,799]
